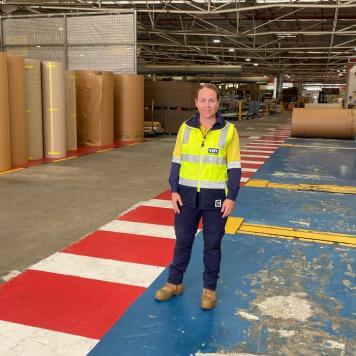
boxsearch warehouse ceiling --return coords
[1,1,356,83]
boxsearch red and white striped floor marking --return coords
[0,125,291,355]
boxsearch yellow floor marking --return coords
[245,179,269,188]
[0,168,25,175]
[52,156,78,163]
[230,218,356,247]
[96,148,113,153]
[247,179,356,195]
[280,143,356,150]
[225,217,244,234]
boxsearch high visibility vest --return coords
[175,122,235,191]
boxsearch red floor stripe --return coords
[0,270,145,339]
[63,230,174,267]
[241,171,256,178]
[119,206,175,226]
[154,190,171,200]
[242,163,262,169]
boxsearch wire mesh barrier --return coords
[1,13,136,73]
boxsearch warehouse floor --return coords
[0,112,355,355]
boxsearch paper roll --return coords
[0,53,11,172]
[65,71,77,151]
[42,61,66,159]
[76,71,114,146]
[8,55,28,166]
[114,75,144,142]
[292,108,356,139]
[25,59,43,160]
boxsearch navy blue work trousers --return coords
[168,206,227,291]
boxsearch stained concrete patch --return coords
[235,311,259,321]
[256,294,313,321]
[229,247,356,355]
[195,353,260,356]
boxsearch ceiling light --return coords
[79,54,84,57]
[36,45,41,48]
[228,48,235,52]
[213,39,220,43]
[246,58,251,62]
[58,27,64,31]
[253,63,258,66]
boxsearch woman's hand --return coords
[172,192,183,214]
[221,199,235,218]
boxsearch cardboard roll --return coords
[76,70,114,147]
[8,55,28,166]
[292,108,356,139]
[42,61,66,159]
[114,75,144,142]
[25,59,43,160]
[65,71,77,151]
[0,53,11,172]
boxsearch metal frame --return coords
[1,1,355,83]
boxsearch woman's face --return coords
[195,87,219,120]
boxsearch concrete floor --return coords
[0,113,291,281]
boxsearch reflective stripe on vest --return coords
[181,154,226,165]
[179,177,226,190]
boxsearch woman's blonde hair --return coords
[195,83,220,101]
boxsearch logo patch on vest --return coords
[208,148,219,154]
[215,200,222,208]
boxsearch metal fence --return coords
[0,12,136,73]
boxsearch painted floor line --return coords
[241,160,264,164]
[238,224,356,247]
[241,154,271,158]
[30,252,164,288]
[0,320,98,356]
[140,199,173,209]
[99,220,176,239]
[246,179,356,195]
[241,149,275,154]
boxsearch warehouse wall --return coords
[1,13,136,73]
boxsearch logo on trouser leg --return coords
[215,200,222,208]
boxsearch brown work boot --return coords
[155,282,184,301]
[200,288,216,309]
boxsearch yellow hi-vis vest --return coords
[175,122,235,192]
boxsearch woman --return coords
[155,83,241,309]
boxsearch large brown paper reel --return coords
[25,59,43,160]
[114,75,144,142]
[76,71,114,147]
[292,108,356,139]
[65,71,77,151]
[8,55,28,166]
[42,61,66,159]
[0,53,11,172]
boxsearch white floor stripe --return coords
[30,252,164,288]
[241,154,270,158]
[242,167,258,173]
[100,220,176,239]
[253,141,284,144]
[241,160,264,164]
[241,177,249,182]
[140,199,173,209]
[246,145,278,149]
[248,142,280,146]
[0,320,98,356]
[241,149,275,154]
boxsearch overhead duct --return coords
[186,76,267,84]
[145,76,267,84]
[138,65,242,75]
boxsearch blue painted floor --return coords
[254,138,356,186]
[90,136,356,355]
